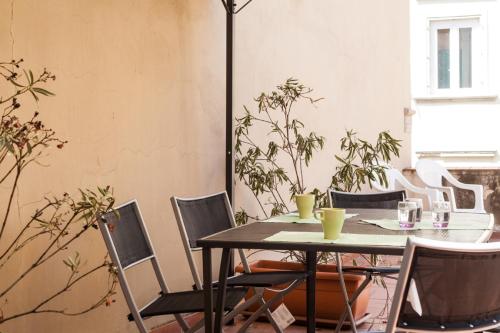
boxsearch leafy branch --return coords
[0,59,65,242]
[234,79,403,267]
[0,258,117,324]
[330,130,401,193]
[235,78,325,225]
[0,59,117,329]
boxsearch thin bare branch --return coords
[0,263,116,324]
[0,164,21,241]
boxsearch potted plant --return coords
[236,260,370,324]
[234,78,401,323]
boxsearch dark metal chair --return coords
[328,189,405,333]
[171,191,308,333]
[387,236,500,333]
[328,189,406,209]
[98,200,247,333]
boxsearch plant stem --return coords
[0,212,80,299]
[0,263,113,324]
[0,204,50,262]
[241,178,268,219]
[0,163,21,241]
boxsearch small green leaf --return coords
[32,87,55,96]
[9,79,24,88]
[29,90,39,101]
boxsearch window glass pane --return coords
[437,29,450,89]
[459,27,472,88]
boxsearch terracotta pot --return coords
[235,260,371,322]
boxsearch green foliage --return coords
[234,79,402,228]
[330,130,401,193]
[234,78,325,225]
[234,79,402,267]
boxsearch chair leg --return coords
[242,290,284,333]
[133,318,149,333]
[222,293,262,324]
[174,313,190,332]
[237,291,284,333]
[186,293,267,333]
[335,252,358,333]
[335,273,373,333]
[237,279,303,333]
[264,307,284,333]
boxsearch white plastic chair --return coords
[415,160,485,213]
[372,167,439,208]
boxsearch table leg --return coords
[227,249,235,325]
[335,252,358,333]
[203,247,213,333]
[214,248,230,333]
[306,251,317,333]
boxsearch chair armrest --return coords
[428,184,484,212]
[426,185,454,200]
[442,172,484,195]
[449,179,484,194]
[425,186,457,211]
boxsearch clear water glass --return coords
[432,201,451,228]
[406,198,423,222]
[398,201,417,229]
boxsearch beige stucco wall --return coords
[0,1,226,332]
[0,1,410,333]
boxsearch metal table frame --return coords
[197,209,494,333]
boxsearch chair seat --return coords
[342,266,400,275]
[137,287,248,318]
[220,271,307,287]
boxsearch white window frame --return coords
[427,16,487,96]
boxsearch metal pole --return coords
[225,0,234,205]
[225,2,236,314]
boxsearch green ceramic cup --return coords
[295,194,315,219]
[315,208,345,240]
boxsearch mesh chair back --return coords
[173,192,234,249]
[329,189,405,209]
[172,192,250,290]
[387,238,500,333]
[100,201,153,269]
[99,200,174,333]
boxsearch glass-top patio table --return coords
[197,209,494,333]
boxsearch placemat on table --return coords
[361,218,491,231]
[265,212,358,224]
[264,231,407,247]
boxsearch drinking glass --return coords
[398,201,417,229]
[432,201,451,228]
[405,198,423,222]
